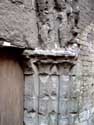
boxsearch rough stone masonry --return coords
[0,0,94,125]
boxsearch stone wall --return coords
[0,0,38,48]
[0,0,94,125]
[23,50,78,125]
[23,0,80,124]
[71,0,94,124]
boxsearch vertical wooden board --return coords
[0,56,24,125]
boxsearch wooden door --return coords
[0,52,24,125]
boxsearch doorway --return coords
[0,48,24,125]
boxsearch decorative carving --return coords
[54,0,66,11]
[39,115,48,125]
[59,98,68,115]
[24,61,73,125]
[39,75,49,97]
[51,64,59,74]
[58,116,69,125]
[49,112,57,125]
[59,75,70,97]
[9,0,23,4]
[36,0,80,49]
[39,96,49,114]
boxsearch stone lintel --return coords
[23,49,79,65]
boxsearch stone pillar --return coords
[24,49,78,125]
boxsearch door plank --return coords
[0,55,24,125]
